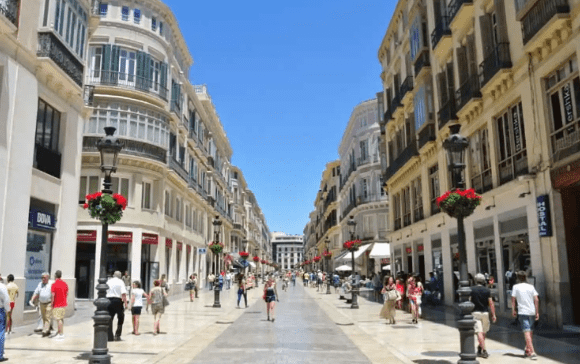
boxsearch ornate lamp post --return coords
[89,127,123,364]
[443,124,477,364]
[254,250,259,288]
[212,215,222,308]
[347,216,359,309]
[325,237,332,294]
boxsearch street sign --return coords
[198,248,207,254]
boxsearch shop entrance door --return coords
[561,186,580,325]
[75,243,95,299]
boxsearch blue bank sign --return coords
[536,195,552,237]
[29,210,56,230]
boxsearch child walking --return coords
[130,281,147,335]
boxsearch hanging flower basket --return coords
[313,256,321,263]
[323,250,333,259]
[343,239,362,252]
[84,192,127,225]
[239,251,250,260]
[253,256,260,263]
[209,241,224,254]
[261,259,267,264]
[436,188,482,218]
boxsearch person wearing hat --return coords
[470,273,496,358]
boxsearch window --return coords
[361,178,368,199]
[121,6,129,21]
[412,178,423,222]
[142,181,152,209]
[151,16,157,31]
[78,176,100,203]
[429,164,439,215]
[164,191,171,217]
[545,58,580,163]
[118,49,136,82]
[99,3,107,17]
[393,193,402,230]
[403,187,411,227]
[496,102,528,185]
[111,177,129,202]
[159,21,163,36]
[133,9,141,24]
[175,198,181,222]
[360,140,368,161]
[52,0,87,58]
[35,99,61,153]
[469,128,492,194]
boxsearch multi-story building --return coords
[304,99,390,276]
[271,232,303,271]
[75,0,268,296]
[0,0,94,323]
[378,0,580,327]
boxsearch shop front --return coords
[141,233,159,292]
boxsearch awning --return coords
[333,250,350,262]
[369,243,390,259]
[336,264,352,271]
[336,244,372,261]
[248,261,256,268]
[382,265,391,271]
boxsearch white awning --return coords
[333,250,350,262]
[369,243,390,259]
[337,244,372,261]
[382,265,391,271]
[248,261,256,268]
[353,243,372,259]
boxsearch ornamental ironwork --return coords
[37,32,84,87]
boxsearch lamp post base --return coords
[326,275,331,294]
[89,277,111,364]
[213,287,221,308]
[457,284,477,364]
[351,287,359,309]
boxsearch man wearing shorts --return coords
[5,275,18,334]
[470,273,496,358]
[511,271,539,360]
[51,270,68,341]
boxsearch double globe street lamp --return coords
[348,216,359,309]
[443,124,477,364]
[90,127,123,364]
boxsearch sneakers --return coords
[529,353,538,360]
[477,346,482,356]
[480,350,489,359]
[54,334,64,341]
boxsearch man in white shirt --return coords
[511,271,539,360]
[208,273,216,290]
[0,280,11,361]
[225,272,232,290]
[29,273,54,337]
[106,271,127,342]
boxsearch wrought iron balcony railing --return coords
[168,157,189,184]
[448,0,473,24]
[431,15,451,50]
[521,0,569,44]
[37,32,84,86]
[86,69,168,101]
[437,98,457,129]
[0,0,18,25]
[455,74,481,112]
[83,136,167,163]
[414,50,431,77]
[400,76,414,99]
[479,43,512,88]
[384,141,419,182]
[418,123,436,150]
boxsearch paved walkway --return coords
[191,281,372,364]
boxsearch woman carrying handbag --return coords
[380,276,399,324]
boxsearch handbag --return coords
[386,289,398,301]
[162,295,170,307]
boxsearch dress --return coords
[149,287,165,315]
[379,283,397,322]
[265,283,276,303]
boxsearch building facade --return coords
[271,232,303,271]
[378,0,580,327]
[0,0,95,324]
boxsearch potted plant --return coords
[84,192,127,224]
[239,251,250,260]
[343,239,362,252]
[253,256,260,263]
[436,188,482,218]
[209,241,224,254]
[313,256,321,263]
[323,250,333,259]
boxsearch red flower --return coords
[112,193,127,210]
[83,203,89,209]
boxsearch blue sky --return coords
[165,0,395,235]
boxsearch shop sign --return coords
[29,210,56,230]
[512,105,523,153]
[108,231,132,243]
[198,247,207,254]
[536,195,553,237]
[551,159,580,188]
[380,258,390,265]
[563,84,575,124]
[142,233,158,245]
[165,238,172,248]
[77,230,97,242]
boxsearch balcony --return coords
[339,164,357,191]
[418,123,436,150]
[34,144,61,179]
[471,169,493,194]
[413,50,431,79]
[551,121,580,163]
[414,207,424,223]
[207,156,215,168]
[479,43,512,89]
[455,74,481,113]
[168,157,189,184]
[206,196,216,207]
[37,32,84,87]
[356,193,388,206]
[233,223,243,231]
[391,92,402,114]
[83,136,167,164]
[86,70,168,101]
[384,141,419,182]
[357,156,370,167]
[0,0,18,26]
[394,218,402,231]
[400,76,414,105]
[520,0,569,45]
[341,201,357,221]
[437,98,457,129]
[170,98,181,115]
[384,109,394,125]
[499,150,529,185]
[448,0,474,29]
[431,16,452,54]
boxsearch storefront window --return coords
[502,234,531,309]
[25,231,52,308]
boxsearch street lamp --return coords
[254,249,259,288]
[325,237,331,294]
[347,216,359,309]
[212,215,222,308]
[90,127,123,364]
[443,123,476,364]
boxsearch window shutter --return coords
[493,0,509,44]
[102,44,111,82]
[160,62,168,89]
[467,35,478,78]
[456,46,468,87]
[110,45,120,84]
[438,72,448,104]
[136,51,145,90]
[446,63,455,102]
[144,53,152,88]
[479,14,494,58]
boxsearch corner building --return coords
[76,0,269,296]
[378,0,580,327]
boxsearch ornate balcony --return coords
[0,0,18,26]
[455,74,481,113]
[437,98,457,129]
[519,0,569,45]
[418,123,436,150]
[431,16,452,53]
[86,69,168,101]
[384,141,419,182]
[37,32,84,87]
[449,0,474,29]
[413,50,431,79]
[551,120,580,163]
[479,43,512,89]
[83,136,167,164]
[168,157,189,184]
[400,76,414,105]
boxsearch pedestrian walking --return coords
[407,276,421,324]
[236,273,247,308]
[106,271,128,342]
[415,275,424,318]
[130,281,147,335]
[303,271,309,286]
[333,273,340,293]
[380,276,399,324]
[225,272,232,290]
[148,280,168,335]
[218,273,224,291]
[160,274,170,294]
[6,274,18,334]
[208,272,216,290]
[29,273,53,337]
[282,275,289,292]
[122,271,131,296]
[263,275,279,322]
[470,273,496,359]
[50,270,68,340]
[511,271,539,360]
[187,274,196,302]
[0,278,10,362]
[193,273,199,298]
[291,271,296,286]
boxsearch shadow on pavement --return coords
[413,360,453,364]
